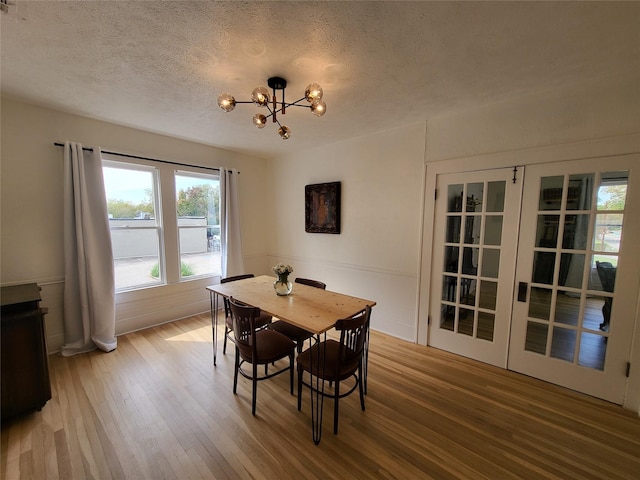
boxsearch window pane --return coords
[558,253,585,289]
[103,164,162,291]
[535,215,559,248]
[539,176,564,211]
[484,216,503,246]
[593,214,623,253]
[550,327,577,363]
[463,216,481,244]
[529,287,552,320]
[444,246,459,273]
[477,312,495,341]
[446,216,461,243]
[479,281,497,310]
[458,308,474,336]
[525,322,548,355]
[466,183,484,212]
[562,215,589,250]
[481,248,500,278]
[175,172,221,279]
[486,181,505,213]
[447,184,463,213]
[597,171,628,210]
[566,173,594,211]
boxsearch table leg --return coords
[309,332,327,445]
[209,291,219,366]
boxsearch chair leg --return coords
[333,380,340,434]
[233,347,239,394]
[289,352,294,395]
[223,326,229,354]
[358,366,366,411]
[252,362,258,416]
[297,367,303,411]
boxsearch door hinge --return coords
[626,362,631,378]
[427,315,431,325]
[434,189,438,200]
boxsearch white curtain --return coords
[220,168,245,277]
[62,142,117,356]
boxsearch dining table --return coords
[206,274,376,444]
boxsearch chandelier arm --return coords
[264,104,275,120]
[285,104,313,109]
[286,96,308,106]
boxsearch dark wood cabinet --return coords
[1,283,51,421]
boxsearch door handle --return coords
[517,282,528,302]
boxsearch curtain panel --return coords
[220,168,245,277]
[62,141,117,356]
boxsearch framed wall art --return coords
[305,181,341,234]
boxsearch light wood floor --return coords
[2,313,639,479]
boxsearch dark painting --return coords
[305,182,341,234]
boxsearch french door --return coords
[509,156,639,403]
[429,155,639,403]
[429,168,522,367]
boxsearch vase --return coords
[274,274,293,296]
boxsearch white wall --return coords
[267,123,427,341]
[0,97,273,352]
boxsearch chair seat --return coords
[270,320,314,343]
[237,329,295,364]
[297,340,360,381]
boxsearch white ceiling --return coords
[2,1,639,159]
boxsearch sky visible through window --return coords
[103,167,213,203]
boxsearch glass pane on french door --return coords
[509,156,640,404]
[430,168,521,367]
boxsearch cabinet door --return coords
[1,308,51,420]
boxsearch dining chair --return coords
[220,274,272,354]
[297,305,372,434]
[228,297,296,415]
[595,261,616,331]
[269,277,326,353]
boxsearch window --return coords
[103,161,163,291]
[175,171,221,279]
[102,157,221,291]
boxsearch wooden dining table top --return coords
[206,275,376,335]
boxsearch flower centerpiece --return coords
[272,263,293,296]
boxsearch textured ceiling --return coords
[2,1,639,159]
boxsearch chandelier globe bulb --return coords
[217,93,236,112]
[251,87,270,107]
[310,100,326,117]
[278,125,292,140]
[304,83,323,103]
[253,113,267,128]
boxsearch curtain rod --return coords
[53,142,235,173]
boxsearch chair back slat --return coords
[229,297,261,357]
[335,306,371,364]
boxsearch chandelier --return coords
[217,76,326,140]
